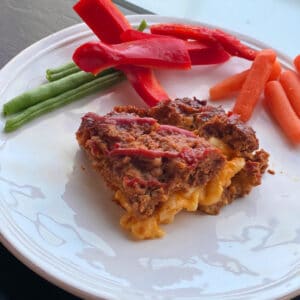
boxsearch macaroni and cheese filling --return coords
[115,155,245,240]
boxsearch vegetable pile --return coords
[72,0,247,107]
[2,0,300,146]
[209,51,300,144]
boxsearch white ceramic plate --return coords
[0,15,300,300]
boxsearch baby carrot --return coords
[279,70,300,118]
[294,55,300,73]
[264,81,300,144]
[233,49,276,122]
[210,58,280,101]
[268,60,282,81]
[209,69,248,100]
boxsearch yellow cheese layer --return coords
[115,156,245,240]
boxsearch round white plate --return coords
[0,15,300,300]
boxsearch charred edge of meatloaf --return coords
[143,97,259,155]
[76,112,226,218]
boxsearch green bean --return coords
[3,68,115,116]
[46,63,79,81]
[4,72,125,133]
[46,62,78,76]
[46,65,81,81]
[3,19,149,132]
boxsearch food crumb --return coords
[267,169,275,175]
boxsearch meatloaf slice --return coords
[114,98,269,216]
[76,112,226,238]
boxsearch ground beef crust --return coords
[115,98,259,155]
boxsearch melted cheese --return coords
[115,156,245,240]
[198,157,245,206]
[208,137,234,158]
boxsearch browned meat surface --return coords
[115,97,259,155]
[76,112,225,218]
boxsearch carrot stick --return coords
[294,55,300,73]
[264,81,300,144]
[279,70,300,118]
[268,60,282,81]
[233,49,276,122]
[209,59,281,101]
[209,70,248,100]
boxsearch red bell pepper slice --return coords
[187,42,231,65]
[150,23,257,61]
[120,29,231,65]
[121,67,168,107]
[151,23,216,44]
[74,0,131,44]
[120,29,164,42]
[73,0,170,107]
[121,29,211,49]
[73,38,191,74]
[212,29,257,61]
